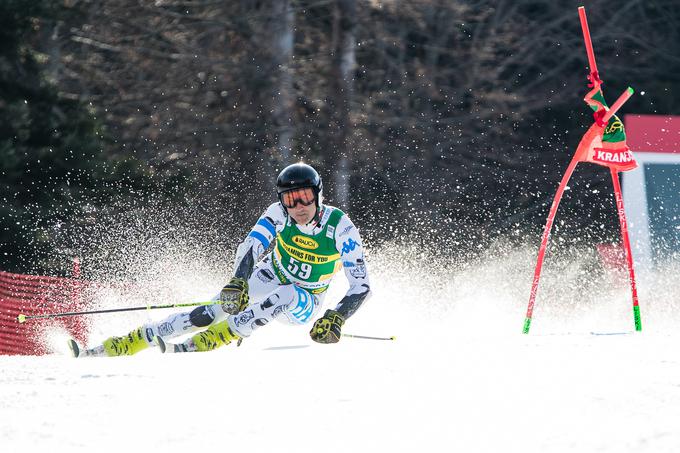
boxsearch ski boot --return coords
[156,320,241,353]
[101,327,150,356]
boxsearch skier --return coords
[70,163,371,356]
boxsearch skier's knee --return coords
[283,286,318,325]
[189,306,215,327]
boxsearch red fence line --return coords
[0,269,89,355]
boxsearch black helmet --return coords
[276,163,323,214]
[276,163,322,195]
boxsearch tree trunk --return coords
[269,0,295,166]
[329,0,356,209]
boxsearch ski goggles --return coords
[281,187,316,209]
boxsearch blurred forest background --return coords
[1,0,679,275]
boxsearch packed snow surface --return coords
[2,246,680,452]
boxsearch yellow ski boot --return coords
[192,320,241,351]
[156,321,241,353]
[102,327,150,356]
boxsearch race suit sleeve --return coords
[333,214,372,319]
[232,203,286,280]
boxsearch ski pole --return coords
[342,333,396,341]
[16,300,220,323]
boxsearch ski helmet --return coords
[276,163,323,210]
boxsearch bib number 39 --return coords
[287,257,312,279]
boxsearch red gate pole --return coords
[523,156,580,333]
[610,169,642,331]
[578,7,598,79]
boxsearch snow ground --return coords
[2,247,680,453]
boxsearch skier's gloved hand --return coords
[310,310,344,344]
[219,277,249,315]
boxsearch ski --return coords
[154,336,188,353]
[66,339,107,357]
[590,331,633,336]
[68,339,80,358]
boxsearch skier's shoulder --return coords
[248,202,286,238]
[317,204,350,230]
[319,204,349,220]
[319,205,362,244]
[261,202,287,223]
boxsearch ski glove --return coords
[219,277,249,315]
[310,310,345,344]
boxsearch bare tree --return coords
[36,0,680,245]
[328,0,357,209]
[267,0,295,168]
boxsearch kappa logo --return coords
[289,287,315,322]
[341,238,360,255]
[292,235,319,250]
